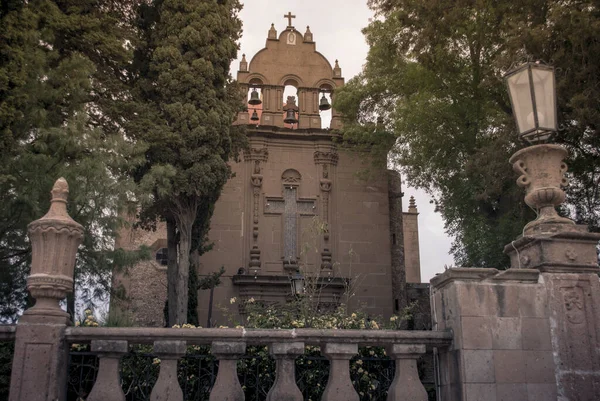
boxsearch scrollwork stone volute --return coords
[27,178,84,303]
[244,147,269,162]
[314,150,339,165]
[509,144,574,234]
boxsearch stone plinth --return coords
[431,265,600,401]
[504,228,600,273]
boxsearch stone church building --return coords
[113,17,423,327]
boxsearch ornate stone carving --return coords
[562,286,585,324]
[509,144,574,235]
[249,247,261,269]
[281,168,301,184]
[250,160,264,269]
[321,248,332,270]
[244,147,269,162]
[26,178,84,318]
[565,247,578,261]
[314,150,339,165]
[319,164,333,268]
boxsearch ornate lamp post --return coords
[504,62,574,236]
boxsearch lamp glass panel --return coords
[507,69,535,134]
[531,68,557,131]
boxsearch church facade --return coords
[113,17,422,327]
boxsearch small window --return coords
[156,248,168,266]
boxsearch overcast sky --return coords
[234,0,455,282]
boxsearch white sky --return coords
[234,0,455,282]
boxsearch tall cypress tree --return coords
[130,0,245,325]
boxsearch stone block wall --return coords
[431,267,600,401]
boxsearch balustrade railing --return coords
[3,179,453,401]
[65,327,451,401]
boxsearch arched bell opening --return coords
[247,79,263,124]
[283,82,299,128]
[318,84,333,129]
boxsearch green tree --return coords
[0,0,144,321]
[336,0,599,267]
[129,0,245,325]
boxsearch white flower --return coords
[248,297,255,303]
[230,297,237,304]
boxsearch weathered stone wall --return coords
[431,266,600,401]
[112,221,168,327]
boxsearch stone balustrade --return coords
[65,327,451,401]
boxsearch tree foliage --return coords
[128,0,245,324]
[336,0,600,267]
[0,0,144,322]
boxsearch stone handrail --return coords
[65,326,451,346]
[0,325,16,341]
[68,327,451,401]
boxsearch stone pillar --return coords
[209,341,246,401]
[245,146,268,276]
[387,170,406,313]
[266,342,304,401]
[87,340,128,401]
[432,143,600,400]
[314,147,338,276]
[9,178,84,401]
[321,343,359,401]
[431,268,558,400]
[403,196,421,283]
[386,344,427,401]
[150,340,187,401]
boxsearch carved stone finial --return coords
[25,177,84,321]
[268,23,277,39]
[408,196,418,213]
[240,54,248,72]
[304,25,313,42]
[51,177,69,202]
[333,59,342,77]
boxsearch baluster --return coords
[321,343,359,401]
[150,340,186,401]
[209,341,246,401]
[87,340,128,401]
[266,342,304,401]
[386,344,427,401]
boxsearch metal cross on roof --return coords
[284,12,296,28]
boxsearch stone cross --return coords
[284,12,296,28]
[265,187,315,266]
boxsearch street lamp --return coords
[290,270,305,296]
[504,62,557,144]
[504,62,574,236]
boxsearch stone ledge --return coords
[486,269,540,283]
[431,268,499,289]
[65,327,453,348]
[91,339,128,354]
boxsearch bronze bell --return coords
[319,93,331,111]
[284,109,298,124]
[250,109,259,122]
[248,88,262,105]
